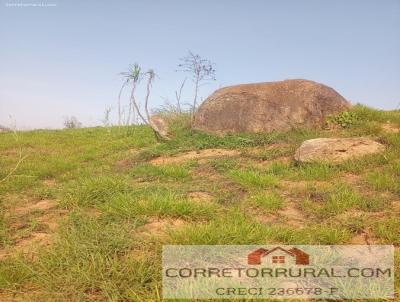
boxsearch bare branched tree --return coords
[120,64,170,141]
[177,51,216,125]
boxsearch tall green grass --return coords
[100,189,217,220]
[228,168,277,188]
[62,176,132,207]
[0,211,159,301]
[130,163,191,181]
[246,190,283,212]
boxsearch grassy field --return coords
[0,105,399,301]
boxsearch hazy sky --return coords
[1,0,399,129]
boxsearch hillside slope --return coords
[0,105,399,301]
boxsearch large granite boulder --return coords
[193,79,351,134]
[294,137,385,163]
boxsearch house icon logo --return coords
[248,246,310,265]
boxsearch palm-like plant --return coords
[119,64,142,125]
[119,64,170,140]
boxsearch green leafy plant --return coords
[327,111,359,128]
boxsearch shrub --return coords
[327,111,358,128]
[63,116,82,129]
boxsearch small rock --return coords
[295,137,385,163]
[149,114,170,138]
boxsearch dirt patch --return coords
[10,200,66,232]
[190,165,247,204]
[245,143,292,154]
[0,291,18,302]
[278,180,309,191]
[278,203,306,227]
[35,210,67,231]
[392,200,400,213]
[114,149,140,169]
[350,234,365,244]
[114,158,135,169]
[382,123,400,133]
[136,217,185,238]
[193,165,225,182]
[15,232,52,251]
[245,144,295,166]
[343,173,362,184]
[278,180,329,191]
[350,233,368,244]
[253,203,306,227]
[84,207,102,218]
[277,180,331,203]
[43,179,56,187]
[350,229,377,245]
[1,199,66,260]
[254,213,278,224]
[336,210,387,225]
[188,191,214,203]
[14,199,58,216]
[335,210,364,220]
[150,149,240,166]
[0,232,52,260]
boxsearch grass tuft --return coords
[62,176,132,207]
[372,215,400,245]
[228,168,277,188]
[130,163,190,181]
[246,190,283,212]
[100,188,216,220]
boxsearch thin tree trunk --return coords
[130,85,147,125]
[128,82,140,126]
[143,74,171,141]
[143,76,152,122]
[175,78,186,113]
[117,82,127,127]
[191,77,199,127]
[130,86,166,141]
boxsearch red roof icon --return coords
[248,246,309,265]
